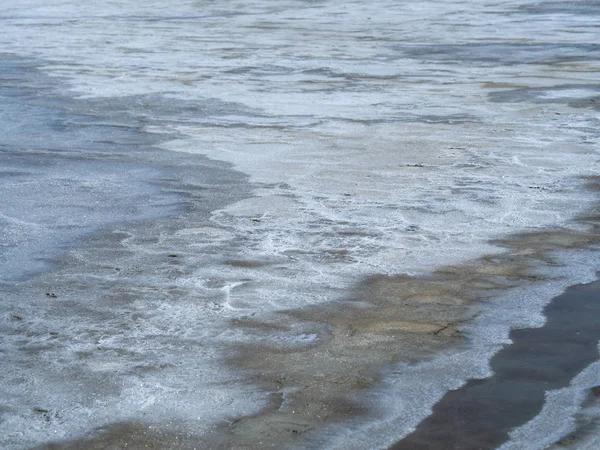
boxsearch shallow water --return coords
[1,1,600,448]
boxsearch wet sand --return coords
[208,208,600,449]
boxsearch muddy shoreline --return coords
[210,197,600,449]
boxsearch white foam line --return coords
[500,352,600,450]
[221,281,251,310]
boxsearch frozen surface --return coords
[1,0,600,448]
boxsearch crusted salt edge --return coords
[2,1,598,293]
[164,116,599,314]
[1,0,599,101]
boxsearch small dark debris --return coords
[251,218,262,222]
[33,408,49,414]
[556,435,577,447]
[528,186,548,190]
[167,254,178,258]
[45,293,57,298]
[11,315,22,321]
[49,331,59,336]
[405,164,425,167]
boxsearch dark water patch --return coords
[224,259,273,268]
[391,280,600,450]
[82,92,263,124]
[0,71,171,280]
[224,64,296,75]
[0,54,251,283]
[394,44,600,66]
[415,114,480,125]
[336,113,480,126]
[518,1,600,16]
[488,84,600,111]
[32,422,194,450]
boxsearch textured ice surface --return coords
[1,0,600,448]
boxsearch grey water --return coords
[0,55,249,285]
